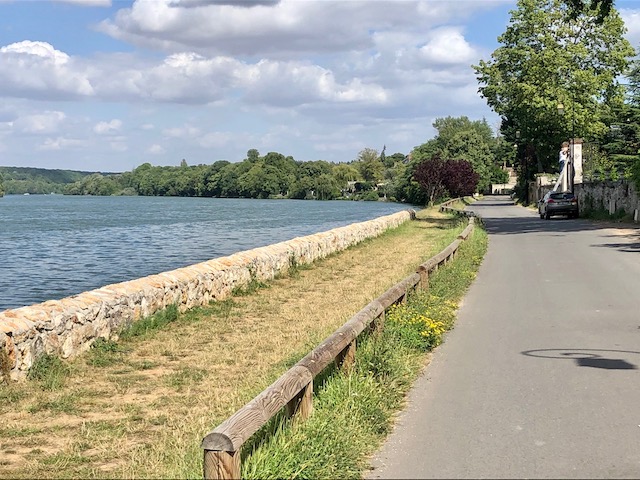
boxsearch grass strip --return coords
[0,207,474,479]
[240,225,487,479]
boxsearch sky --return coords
[2,1,640,173]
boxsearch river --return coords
[0,195,412,311]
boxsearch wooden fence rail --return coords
[202,214,476,479]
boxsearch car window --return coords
[550,193,574,200]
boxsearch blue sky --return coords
[1,0,640,173]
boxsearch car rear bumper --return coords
[546,204,578,216]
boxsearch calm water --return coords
[0,195,411,311]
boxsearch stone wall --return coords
[0,210,414,381]
[529,179,639,219]
[576,181,640,216]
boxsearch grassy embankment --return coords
[0,204,487,479]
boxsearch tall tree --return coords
[413,155,447,206]
[474,0,633,174]
[356,148,384,183]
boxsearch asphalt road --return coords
[368,196,640,479]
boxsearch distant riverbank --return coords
[0,195,412,311]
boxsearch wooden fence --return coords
[201,213,476,479]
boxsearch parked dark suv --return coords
[538,191,579,219]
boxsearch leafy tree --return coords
[238,163,281,198]
[64,173,120,196]
[474,0,633,175]
[297,160,333,178]
[0,172,4,196]
[566,0,613,21]
[387,152,407,165]
[0,166,91,194]
[442,160,480,198]
[413,155,447,206]
[356,148,384,183]
[247,149,260,163]
[288,175,316,199]
[332,163,359,188]
[314,174,341,200]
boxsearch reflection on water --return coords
[0,195,410,310]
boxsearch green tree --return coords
[238,163,281,198]
[314,174,340,200]
[247,149,260,163]
[356,148,384,183]
[432,117,496,192]
[474,0,633,175]
[332,163,360,190]
[0,172,4,197]
[288,175,316,199]
[566,0,613,20]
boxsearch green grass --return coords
[27,354,70,391]
[88,338,129,367]
[164,367,207,390]
[120,304,179,340]
[581,207,634,223]
[27,393,80,415]
[238,225,488,479]
[232,278,270,296]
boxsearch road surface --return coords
[368,196,640,479]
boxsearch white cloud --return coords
[38,137,86,151]
[621,9,640,49]
[98,0,493,58]
[14,111,66,134]
[242,60,387,107]
[147,144,166,154]
[198,131,234,148]
[419,27,478,66]
[163,124,201,138]
[0,41,94,99]
[0,0,509,170]
[94,119,122,134]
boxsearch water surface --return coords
[0,195,411,310]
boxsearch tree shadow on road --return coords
[469,196,640,253]
[521,348,639,370]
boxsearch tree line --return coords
[1,116,513,204]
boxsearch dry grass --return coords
[0,207,464,479]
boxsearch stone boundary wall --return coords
[575,180,639,216]
[529,179,639,218]
[0,210,415,381]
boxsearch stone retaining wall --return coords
[576,180,639,216]
[530,180,640,218]
[0,210,414,381]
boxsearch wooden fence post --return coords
[335,340,356,371]
[286,381,313,421]
[417,266,429,291]
[203,450,241,480]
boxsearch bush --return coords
[361,191,380,201]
